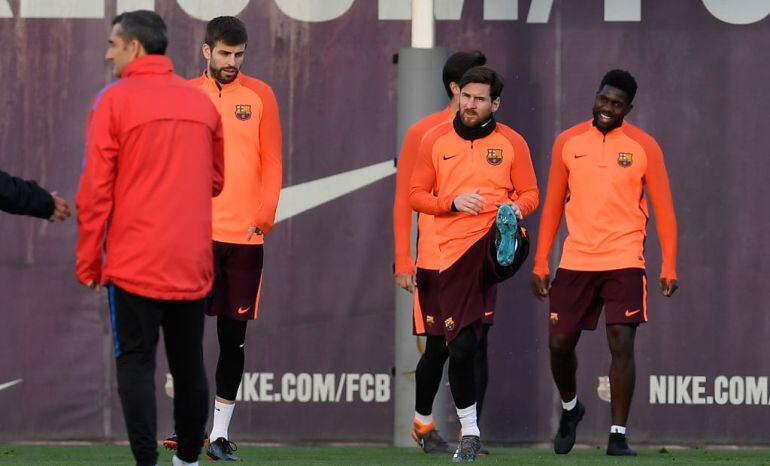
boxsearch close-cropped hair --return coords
[111,10,168,55]
[205,16,248,48]
[599,69,638,103]
[442,51,487,98]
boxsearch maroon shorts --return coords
[439,226,526,342]
[414,268,443,336]
[414,268,496,337]
[548,268,647,333]
[206,241,264,321]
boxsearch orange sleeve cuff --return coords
[660,264,678,281]
[394,256,416,275]
[532,258,550,278]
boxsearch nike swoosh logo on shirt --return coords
[274,160,396,223]
[443,154,459,160]
[574,154,589,159]
[237,306,251,314]
[625,309,641,317]
[0,379,22,392]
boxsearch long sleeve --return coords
[393,123,424,275]
[409,129,455,215]
[643,139,678,280]
[253,85,282,234]
[0,169,54,219]
[501,127,539,217]
[75,91,119,285]
[532,135,570,278]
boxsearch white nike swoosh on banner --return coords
[275,160,395,224]
[0,379,22,392]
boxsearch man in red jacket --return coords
[75,10,224,466]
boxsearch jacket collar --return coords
[121,55,174,78]
[201,69,244,92]
[590,119,627,138]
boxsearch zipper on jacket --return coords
[600,134,608,167]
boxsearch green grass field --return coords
[3,444,770,465]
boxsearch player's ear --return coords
[491,97,500,113]
[450,82,460,97]
[202,43,211,60]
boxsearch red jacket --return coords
[76,55,224,300]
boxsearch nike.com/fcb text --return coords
[650,375,770,405]
[233,372,391,403]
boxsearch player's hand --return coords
[453,189,485,215]
[395,273,416,293]
[84,280,102,292]
[246,226,263,241]
[530,273,550,301]
[660,278,678,297]
[49,192,71,222]
[494,201,523,219]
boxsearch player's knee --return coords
[448,342,475,366]
[549,332,578,355]
[609,342,635,362]
[424,336,449,362]
[548,340,575,360]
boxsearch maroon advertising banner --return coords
[1,0,768,445]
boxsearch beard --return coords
[210,64,240,84]
[461,109,489,127]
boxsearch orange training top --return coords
[393,106,454,274]
[533,120,677,279]
[191,71,282,245]
[409,120,539,271]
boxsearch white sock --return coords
[610,425,627,434]
[562,396,577,411]
[415,412,434,426]
[210,400,235,442]
[456,403,480,437]
[172,456,198,466]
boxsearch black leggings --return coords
[448,326,484,410]
[415,325,491,417]
[474,324,490,421]
[415,334,449,415]
[215,316,248,401]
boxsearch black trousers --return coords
[108,285,209,466]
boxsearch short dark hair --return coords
[458,66,504,100]
[205,16,248,48]
[599,69,638,103]
[112,10,168,55]
[442,51,486,99]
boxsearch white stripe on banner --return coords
[275,160,395,224]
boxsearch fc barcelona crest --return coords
[486,149,503,165]
[235,104,252,121]
[617,152,633,168]
[444,317,455,331]
[426,315,435,326]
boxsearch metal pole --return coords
[393,0,448,448]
